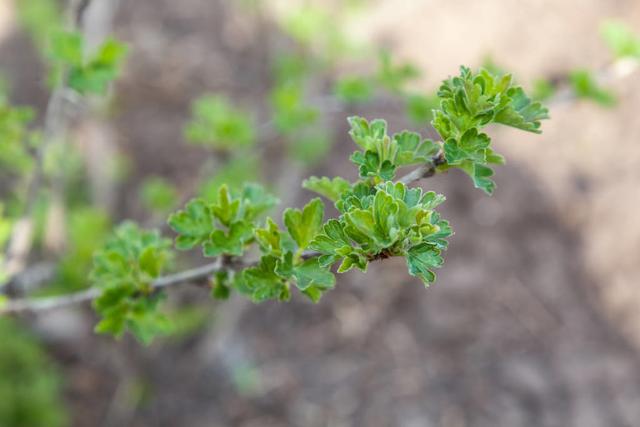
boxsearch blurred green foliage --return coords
[0,318,67,427]
[376,51,421,94]
[91,222,174,344]
[0,93,35,176]
[0,205,12,284]
[49,32,128,94]
[17,0,63,50]
[531,78,556,101]
[601,20,640,59]
[569,69,616,106]
[140,177,179,214]
[199,157,260,202]
[41,208,111,295]
[185,96,256,149]
[334,76,374,104]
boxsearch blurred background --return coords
[1,0,640,426]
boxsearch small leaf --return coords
[292,257,335,291]
[284,198,324,250]
[211,185,240,226]
[203,221,253,257]
[168,199,214,250]
[139,247,162,278]
[406,243,444,286]
[303,176,351,202]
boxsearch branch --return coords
[0,260,224,315]
[0,158,443,315]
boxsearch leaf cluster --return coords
[91,222,173,344]
[432,66,549,193]
[236,199,334,302]
[306,179,451,286]
[168,183,277,257]
[348,116,440,182]
[49,31,127,94]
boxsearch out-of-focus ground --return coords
[2,0,640,426]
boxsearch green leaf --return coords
[405,243,444,286]
[139,247,163,278]
[347,116,388,150]
[292,257,335,293]
[236,256,289,302]
[443,128,491,165]
[303,176,351,202]
[203,221,253,257]
[459,161,496,195]
[168,199,214,250]
[494,86,550,132]
[240,183,279,221]
[350,150,396,181]
[91,222,173,344]
[343,209,379,248]
[283,198,324,250]
[211,184,240,227]
[255,217,283,255]
[310,219,352,254]
[394,131,440,165]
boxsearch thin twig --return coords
[0,159,442,315]
[0,260,223,315]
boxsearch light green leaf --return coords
[203,221,253,257]
[293,257,335,292]
[168,199,214,250]
[284,198,324,250]
[406,243,443,286]
[303,176,351,202]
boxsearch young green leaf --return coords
[303,176,352,202]
[91,222,173,344]
[292,257,335,294]
[283,198,324,251]
[203,221,253,257]
[167,199,214,250]
[405,243,444,286]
